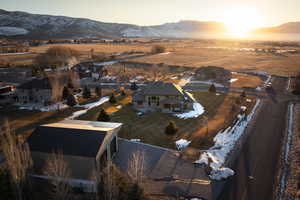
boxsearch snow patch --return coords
[19,103,68,112]
[175,139,191,150]
[209,167,235,180]
[174,102,205,119]
[66,96,109,120]
[194,99,261,180]
[229,78,238,83]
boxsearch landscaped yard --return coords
[78,91,256,150]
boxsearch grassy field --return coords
[78,91,255,150]
[230,73,263,88]
[127,46,300,76]
[2,40,300,76]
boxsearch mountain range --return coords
[0,9,300,40]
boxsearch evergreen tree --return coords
[208,84,216,93]
[130,82,138,91]
[62,86,70,100]
[82,86,91,99]
[165,121,178,135]
[95,86,102,97]
[109,94,117,104]
[66,94,77,107]
[97,109,110,122]
[240,90,246,98]
[121,90,126,96]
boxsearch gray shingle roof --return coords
[28,126,107,158]
[142,82,184,96]
[18,78,52,90]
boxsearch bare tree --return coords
[127,150,147,185]
[1,119,33,200]
[92,161,119,200]
[47,72,64,103]
[43,151,71,200]
[68,71,80,89]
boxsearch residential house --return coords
[132,81,196,112]
[28,120,122,192]
[15,78,53,105]
[195,66,231,83]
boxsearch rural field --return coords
[2,39,300,77]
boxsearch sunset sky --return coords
[1,0,300,27]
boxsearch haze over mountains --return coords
[0,9,300,40]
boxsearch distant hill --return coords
[0,9,299,39]
[254,22,300,34]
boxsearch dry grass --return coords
[3,40,300,76]
[230,73,263,88]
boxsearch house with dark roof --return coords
[132,81,196,113]
[28,120,122,192]
[15,78,53,105]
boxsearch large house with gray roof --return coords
[28,120,122,192]
[15,78,53,105]
[132,81,196,113]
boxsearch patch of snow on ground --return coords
[94,61,118,66]
[229,78,238,83]
[0,52,31,56]
[66,96,109,120]
[130,139,141,142]
[210,167,235,180]
[194,99,261,180]
[175,139,191,150]
[216,93,220,96]
[246,99,252,102]
[240,106,247,111]
[19,103,68,112]
[174,102,205,119]
[78,96,109,109]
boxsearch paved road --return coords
[219,77,293,200]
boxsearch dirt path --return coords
[219,77,290,200]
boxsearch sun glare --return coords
[223,7,261,38]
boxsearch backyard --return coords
[78,91,256,150]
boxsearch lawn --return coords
[0,105,82,140]
[78,91,255,150]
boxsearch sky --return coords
[1,0,300,27]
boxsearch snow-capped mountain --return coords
[0,9,299,39]
[0,9,227,39]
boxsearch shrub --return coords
[62,86,70,100]
[240,90,246,98]
[82,86,91,99]
[127,183,146,200]
[95,86,102,97]
[109,94,117,104]
[97,109,110,122]
[130,82,138,91]
[151,45,165,54]
[208,84,216,93]
[66,94,77,107]
[165,121,178,135]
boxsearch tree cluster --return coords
[151,45,165,54]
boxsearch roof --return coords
[18,78,52,90]
[28,120,122,158]
[141,82,184,96]
[113,139,212,199]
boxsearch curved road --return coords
[219,77,294,200]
